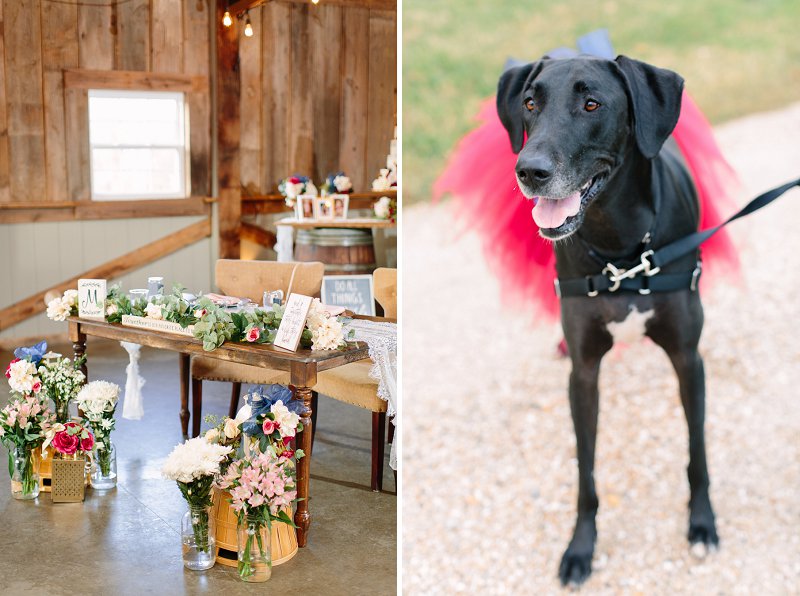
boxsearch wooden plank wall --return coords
[0,0,213,205]
[240,2,397,194]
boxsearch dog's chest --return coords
[605,305,654,344]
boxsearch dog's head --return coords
[497,55,684,240]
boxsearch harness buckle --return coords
[690,262,702,292]
[601,264,623,293]
[640,249,661,277]
[586,276,599,297]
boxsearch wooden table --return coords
[67,316,370,547]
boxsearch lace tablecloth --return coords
[343,319,398,470]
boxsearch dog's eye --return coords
[524,98,537,112]
[584,99,600,112]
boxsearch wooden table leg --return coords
[294,384,313,547]
[69,322,88,380]
[179,353,190,439]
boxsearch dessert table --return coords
[67,316,370,547]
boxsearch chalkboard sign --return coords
[321,275,375,316]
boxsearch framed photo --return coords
[331,194,349,220]
[295,194,316,220]
[315,197,334,220]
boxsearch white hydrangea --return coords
[8,360,37,394]
[161,437,232,484]
[75,380,120,415]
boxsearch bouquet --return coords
[278,175,317,207]
[320,171,353,196]
[371,167,397,192]
[5,341,47,396]
[373,196,397,223]
[216,450,299,580]
[46,290,78,322]
[305,299,348,351]
[239,385,304,457]
[37,353,86,422]
[76,380,120,477]
[0,395,56,497]
[162,437,233,555]
[43,420,94,458]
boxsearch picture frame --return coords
[331,194,349,220]
[314,197,334,220]
[295,194,317,220]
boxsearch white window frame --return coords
[88,89,191,201]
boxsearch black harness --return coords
[556,178,800,298]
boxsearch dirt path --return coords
[402,104,800,594]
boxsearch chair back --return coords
[373,268,397,319]
[215,260,325,303]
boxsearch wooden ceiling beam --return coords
[227,0,395,17]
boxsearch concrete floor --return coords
[0,340,396,596]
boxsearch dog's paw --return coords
[558,547,593,587]
[688,522,719,559]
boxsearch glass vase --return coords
[53,399,70,424]
[10,445,40,500]
[181,505,216,570]
[90,441,117,490]
[237,516,272,582]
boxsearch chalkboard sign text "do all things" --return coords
[321,275,375,316]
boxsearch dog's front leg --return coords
[559,354,607,586]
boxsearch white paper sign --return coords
[274,293,313,352]
[78,279,107,320]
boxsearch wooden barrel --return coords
[211,489,298,567]
[294,228,376,275]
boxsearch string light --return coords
[222,10,232,27]
[244,12,254,37]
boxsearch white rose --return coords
[8,360,37,394]
[205,428,220,443]
[223,418,240,439]
[63,289,79,307]
[106,303,118,316]
[145,302,163,320]
[271,401,300,435]
[334,175,352,192]
[46,298,71,322]
[374,196,392,219]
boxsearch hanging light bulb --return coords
[311,0,320,4]
[222,10,232,27]
[244,12,254,37]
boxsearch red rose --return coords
[246,327,260,342]
[288,176,301,184]
[80,433,94,452]
[280,450,294,459]
[282,436,293,446]
[262,419,277,434]
[5,358,19,379]
[52,430,80,455]
[32,380,42,394]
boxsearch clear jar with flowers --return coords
[76,380,120,489]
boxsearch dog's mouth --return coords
[531,172,608,240]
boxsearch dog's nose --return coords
[517,157,554,184]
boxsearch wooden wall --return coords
[0,0,212,211]
[238,2,397,194]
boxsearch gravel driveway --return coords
[402,103,800,594]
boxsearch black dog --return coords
[497,55,718,585]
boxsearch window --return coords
[88,90,189,200]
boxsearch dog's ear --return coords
[614,55,684,159]
[496,61,543,154]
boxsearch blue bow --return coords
[241,384,302,436]
[14,341,47,366]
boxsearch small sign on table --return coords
[274,293,313,352]
[78,279,107,320]
[321,275,375,316]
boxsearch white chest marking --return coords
[606,307,654,344]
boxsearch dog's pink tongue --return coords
[531,192,582,229]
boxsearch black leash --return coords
[556,177,800,298]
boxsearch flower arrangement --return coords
[5,341,47,396]
[45,290,78,322]
[373,196,397,223]
[44,420,94,458]
[278,175,317,207]
[239,385,304,456]
[320,171,353,196]
[76,380,120,478]
[162,437,233,556]
[0,395,56,498]
[37,353,86,422]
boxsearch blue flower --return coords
[14,341,47,366]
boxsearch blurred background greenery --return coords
[403,0,800,205]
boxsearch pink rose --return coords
[262,419,277,434]
[280,450,294,459]
[5,358,19,379]
[80,433,94,452]
[32,380,42,394]
[246,327,260,342]
[52,431,79,455]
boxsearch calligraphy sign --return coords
[274,293,313,352]
[321,275,375,316]
[78,279,107,320]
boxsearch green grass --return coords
[403,0,800,204]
